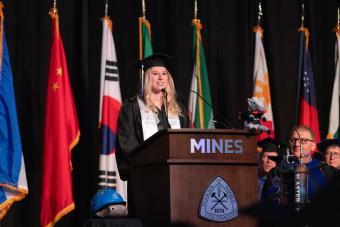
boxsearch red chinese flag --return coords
[40,10,80,227]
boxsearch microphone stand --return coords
[161,89,171,128]
[190,90,234,129]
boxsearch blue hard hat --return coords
[90,189,126,213]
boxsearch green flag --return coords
[188,19,214,129]
[139,17,153,60]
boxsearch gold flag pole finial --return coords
[142,0,146,19]
[105,0,109,17]
[300,3,305,28]
[51,0,57,13]
[194,0,198,20]
[257,0,263,26]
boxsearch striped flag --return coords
[0,2,28,219]
[327,28,340,139]
[98,16,127,200]
[188,19,214,129]
[40,9,80,227]
[297,27,320,143]
[252,25,275,141]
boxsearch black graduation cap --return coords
[137,53,173,96]
[317,138,340,152]
[257,138,286,164]
[138,53,173,72]
[257,138,287,155]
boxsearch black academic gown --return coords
[116,97,190,181]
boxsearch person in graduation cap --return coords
[317,138,340,170]
[116,53,190,182]
[257,138,284,201]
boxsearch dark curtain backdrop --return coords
[1,0,338,226]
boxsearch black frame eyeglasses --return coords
[289,137,314,145]
[324,152,340,158]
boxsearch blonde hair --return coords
[143,68,182,115]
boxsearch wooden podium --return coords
[129,129,258,227]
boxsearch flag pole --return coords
[142,0,146,19]
[104,0,109,17]
[103,0,109,190]
[295,2,305,125]
[338,7,340,29]
[257,0,263,26]
[139,0,145,60]
[253,0,263,34]
[295,2,307,124]
[336,7,340,31]
[42,0,80,224]
[194,0,197,20]
[52,0,57,12]
[300,3,305,29]
[192,0,204,127]
[139,0,146,96]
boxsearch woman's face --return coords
[149,66,169,93]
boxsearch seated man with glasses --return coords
[317,138,340,170]
[261,125,337,205]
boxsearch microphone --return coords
[190,90,234,129]
[161,88,171,128]
[212,120,233,130]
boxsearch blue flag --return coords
[297,27,320,143]
[0,10,28,219]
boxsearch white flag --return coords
[327,30,340,139]
[252,26,275,140]
[98,17,127,201]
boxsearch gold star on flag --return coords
[52,82,60,91]
[57,67,62,77]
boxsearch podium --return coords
[129,129,258,227]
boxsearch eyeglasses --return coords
[325,152,340,158]
[289,137,314,145]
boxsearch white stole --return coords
[137,97,181,140]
